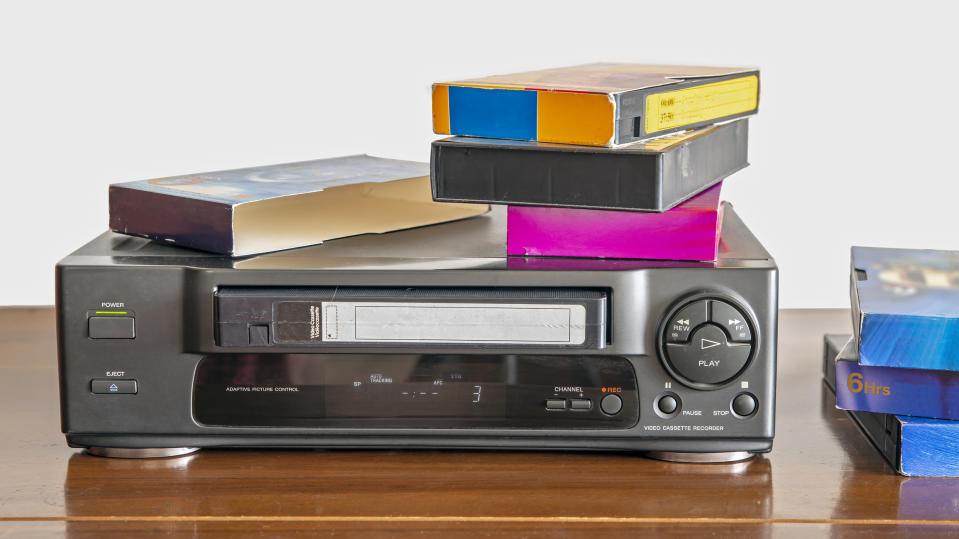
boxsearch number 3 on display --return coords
[472,385,482,403]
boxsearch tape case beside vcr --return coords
[56,205,777,458]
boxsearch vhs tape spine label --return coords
[645,75,758,134]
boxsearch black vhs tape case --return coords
[56,206,777,461]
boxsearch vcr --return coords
[56,204,778,462]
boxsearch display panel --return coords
[193,354,638,429]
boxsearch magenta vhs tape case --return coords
[508,183,724,261]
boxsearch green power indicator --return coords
[94,311,128,315]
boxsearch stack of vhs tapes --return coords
[430,63,760,261]
[824,247,959,476]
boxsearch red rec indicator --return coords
[602,387,623,393]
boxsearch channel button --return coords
[545,399,567,410]
[569,399,592,410]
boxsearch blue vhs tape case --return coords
[852,246,959,372]
[824,334,959,477]
[833,336,959,420]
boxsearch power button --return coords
[89,316,136,339]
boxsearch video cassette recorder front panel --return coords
[56,205,777,460]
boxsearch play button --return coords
[663,323,752,385]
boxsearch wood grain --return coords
[2,306,959,535]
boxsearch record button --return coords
[710,300,752,342]
[600,394,623,415]
[665,300,709,343]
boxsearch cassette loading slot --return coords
[215,287,607,349]
[322,302,586,344]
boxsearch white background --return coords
[2,1,957,307]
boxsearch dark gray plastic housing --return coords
[56,204,777,455]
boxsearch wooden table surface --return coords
[2,307,959,537]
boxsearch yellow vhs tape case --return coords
[433,63,759,147]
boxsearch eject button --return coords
[91,379,137,394]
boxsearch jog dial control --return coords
[662,298,755,387]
